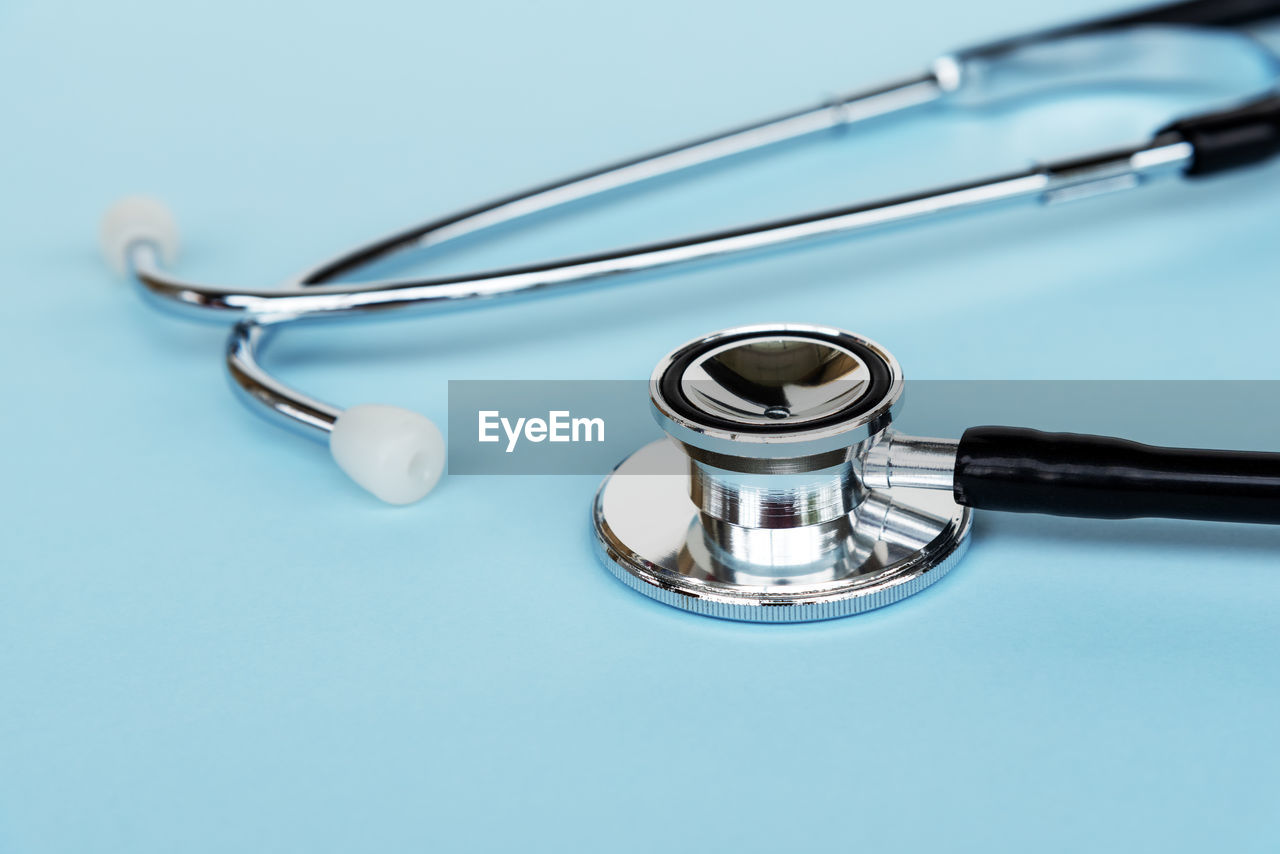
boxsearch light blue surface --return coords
[4,1,1280,851]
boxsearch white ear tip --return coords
[99,196,180,275]
[329,405,445,505]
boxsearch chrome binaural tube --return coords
[193,139,1190,439]
[131,137,1193,324]
[226,323,341,437]
[130,75,946,320]
[128,245,342,439]
[114,0,1280,444]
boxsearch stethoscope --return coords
[100,1,1280,617]
[595,324,1280,621]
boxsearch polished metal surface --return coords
[133,76,944,321]
[131,139,1192,324]
[595,325,970,621]
[226,322,340,437]
[689,462,864,528]
[650,325,904,469]
[126,244,341,439]
[862,433,960,491]
[655,326,902,538]
[593,440,971,622]
[679,335,873,426]
[118,11,1272,441]
[130,137,1194,440]
[938,27,1280,108]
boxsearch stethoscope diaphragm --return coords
[593,325,972,622]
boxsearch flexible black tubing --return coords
[955,427,1280,524]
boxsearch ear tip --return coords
[329,405,445,505]
[100,196,180,274]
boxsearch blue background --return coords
[3,0,1280,850]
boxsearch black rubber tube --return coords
[1099,0,1280,29]
[1160,93,1280,176]
[961,0,1280,63]
[954,427,1280,524]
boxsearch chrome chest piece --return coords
[592,325,972,622]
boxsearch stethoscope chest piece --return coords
[593,325,971,622]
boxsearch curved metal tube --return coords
[198,136,1193,439]
[226,322,341,437]
[120,7,1280,441]
[134,76,944,319]
[150,75,949,441]
[296,77,945,287]
[135,137,1192,323]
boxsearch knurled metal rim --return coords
[591,487,972,623]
